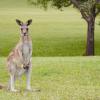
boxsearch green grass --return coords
[0,5,99,56]
[0,57,100,100]
[0,0,29,8]
[0,1,100,100]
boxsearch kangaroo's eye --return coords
[21,28,23,30]
[26,28,28,31]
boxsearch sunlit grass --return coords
[0,57,100,100]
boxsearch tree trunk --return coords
[86,17,95,56]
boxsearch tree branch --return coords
[80,10,89,22]
[64,1,72,7]
[70,0,89,21]
[70,0,80,8]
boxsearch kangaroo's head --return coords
[16,19,32,36]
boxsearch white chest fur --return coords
[23,43,29,54]
[22,42,30,58]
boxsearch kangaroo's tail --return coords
[0,84,6,89]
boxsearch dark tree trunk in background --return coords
[70,0,97,56]
[85,5,96,56]
[86,17,95,56]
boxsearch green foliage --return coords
[28,0,100,16]
[28,0,71,9]
[51,0,71,9]
[28,0,51,9]
[28,0,97,8]
[96,3,100,9]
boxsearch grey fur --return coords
[7,19,32,92]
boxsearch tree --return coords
[28,0,100,56]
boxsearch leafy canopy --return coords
[28,0,100,9]
[28,0,100,22]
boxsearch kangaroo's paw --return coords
[10,89,19,92]
[26,88,41,92]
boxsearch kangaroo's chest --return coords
[22,42,30,57]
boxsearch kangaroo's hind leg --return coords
[25,62,32,91]
[7,75,16,91]
[8,64,18,92]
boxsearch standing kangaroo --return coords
[7,19,32,92]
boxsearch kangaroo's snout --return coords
[24,33,27,36]
[21,27,28,34]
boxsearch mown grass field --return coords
[0,57,100,100]
[0,0,100,100]
[0,0,99,56]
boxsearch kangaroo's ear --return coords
[26,19,32,26]
[16,19,23,26]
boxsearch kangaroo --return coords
[7,19,32,92]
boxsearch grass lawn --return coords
[0,57,100,100]
[0,4,99,56]
[0,0,100,100]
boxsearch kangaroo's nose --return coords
[24,33,27,36]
